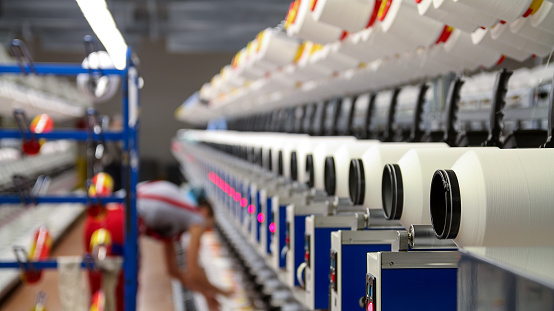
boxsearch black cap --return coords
[268,149,273,171]
[278,151,284,176]
[324,156,336,196]
[349,159,365,205]
[430,169,461,239]
[305,155,314,188]
[381,164,403,220]
[291,151,298,181]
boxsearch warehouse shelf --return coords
[0,44,140,310]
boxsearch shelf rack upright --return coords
[0,47,140,311]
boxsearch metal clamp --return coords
[85,108,107,177]
[13,245,35,272]
[13,109,36,143]
[82,253,97,271]
[31,176,51,197]
[33,291,47,308]
[392,225,457,251]
[10,39,36,75]
[12,175,35,205]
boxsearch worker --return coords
[84,180,232,311]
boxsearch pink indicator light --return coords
[240,198,248,207]
[257,213,265,223]
[229,188,235,197]
[269,223,276,233]
[368,302,373,311]
[248,204,255,214]
[234,193,241,202]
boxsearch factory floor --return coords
[0,216,175,310]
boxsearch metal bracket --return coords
[409,225,457,250]
[12,109,36,143]
[391,230,410,252]
[12,175,35,205]
[10,39,36,75]
[13,245,35,272]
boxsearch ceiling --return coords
[0,0,290,53]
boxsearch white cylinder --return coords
[443,29,502,71]
[471,28,532,62]
[310,138,358,190]
[384,147,496,230]
[453,0,533,23]
[256,29,301,67]
[287,0,345,44]
[418,0,480,33]
[434,0,498,28]
[430,148,554,247]
[531,1,554,34]
[510,17,554,48]
[312,0,377,33]
[280,136,311,180]
[308,45,360,72]
[352,143,449,210]
[294,137,355,185]
[491,22,553,57]
[325,140,380,198]
[356,26,409,62]
[380,0,444,49]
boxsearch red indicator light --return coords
[248,204,255,214]
[331,272,336,283]
[305,251,310,262]
[368,302,373,311]
[257,213,265,223]
[269,223,276,233]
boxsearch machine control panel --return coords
[330,249,338,292]
[365,273,377,311]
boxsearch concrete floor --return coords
[0,217,175,311]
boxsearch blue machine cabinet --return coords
[328,230,399,311]
[285,201,329,288]
[365,251,459,311]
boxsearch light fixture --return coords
[76,0,128,70]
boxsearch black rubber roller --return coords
[430,169,461,240]
[349,159,365,205]
[381,164,403,220]
[324,156,336,196]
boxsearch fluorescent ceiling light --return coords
[76,0,127,70]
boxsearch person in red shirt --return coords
[84,181,232,311]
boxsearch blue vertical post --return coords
[123,48,139,311]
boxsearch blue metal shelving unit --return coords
[0,48,140,311]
